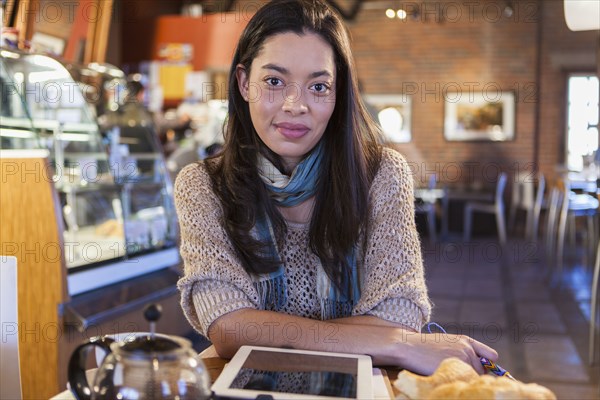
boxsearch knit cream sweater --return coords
[175,148,431,338]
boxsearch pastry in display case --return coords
[64,62,180,266]
[1,49,127,272]
[1,50,192,399]
[1,49,180,295]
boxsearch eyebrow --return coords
[261,63,333,79]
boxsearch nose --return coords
[281,85,308,116]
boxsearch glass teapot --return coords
[68,304,211,400]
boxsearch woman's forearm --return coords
[208,309,397,361]
[208,308,498,375]
[330,314,417,330]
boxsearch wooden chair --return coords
[463,172,508,245]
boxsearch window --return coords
[566,74,599,171]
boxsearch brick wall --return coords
[349,0,598,188]
[114,0,598,189]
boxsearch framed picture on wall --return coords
[444,91,515,141]
[364,94,412,143]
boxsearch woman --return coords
[175,0,497,375]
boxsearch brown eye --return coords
[310,82,330,95]
[266,77,283,86]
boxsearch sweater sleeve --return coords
[175,162,259,338]
[352,148,431,332]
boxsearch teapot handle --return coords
[68,336,115,400]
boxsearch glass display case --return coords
[0,49,41,151]
[64,61,127,120]
[64,61,179,260]
[1,49,179,295]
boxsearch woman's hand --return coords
[378,329,499,375]
[332,316,499,375]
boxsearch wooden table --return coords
[52,352,401,398]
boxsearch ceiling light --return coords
[385,8,395,18]
[503,2,514,18]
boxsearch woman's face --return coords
[237,32,336,171]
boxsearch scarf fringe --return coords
[255,273,288,311]
[319,298,354,320]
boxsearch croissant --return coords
[394,358,556,400]
[95,219,124,237]
[393,358,478,399]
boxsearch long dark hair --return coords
[207,0,382,296]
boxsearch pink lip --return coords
[275,122,310,139]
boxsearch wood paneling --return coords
[14,0,39,47]
[0,157,67,399]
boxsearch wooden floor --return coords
[424,234,600,399]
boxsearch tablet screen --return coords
[228,349,358,397]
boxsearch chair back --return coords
[495,173,508,207]
[533,173,546,214]
[545,187,563,256]
[427,174,437,190]
[511,171,535,209]
[0,256,22,400]
[557,178,571,217]
[529,173,546,240]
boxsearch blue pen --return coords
[480,357,516,380]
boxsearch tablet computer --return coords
[211,345,373,399]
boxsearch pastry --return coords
[393,358,556,400]
[95,219,124,237]
[393,357,478,399]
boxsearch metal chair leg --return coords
[555,201,569,287]
[427,207,437,243]
[496,206,507,246]
[463,205,472,242]
[508,203,517,233]
[525,208,533,241]
[587,215,595,267]
[545,189,561,283]
[589,241,600,365]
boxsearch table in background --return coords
[414,186,496,239]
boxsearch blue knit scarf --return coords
[253,143,361,319]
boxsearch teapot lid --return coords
[111,335,191,359]
[114,304,191,358]
[119,334,185,354]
